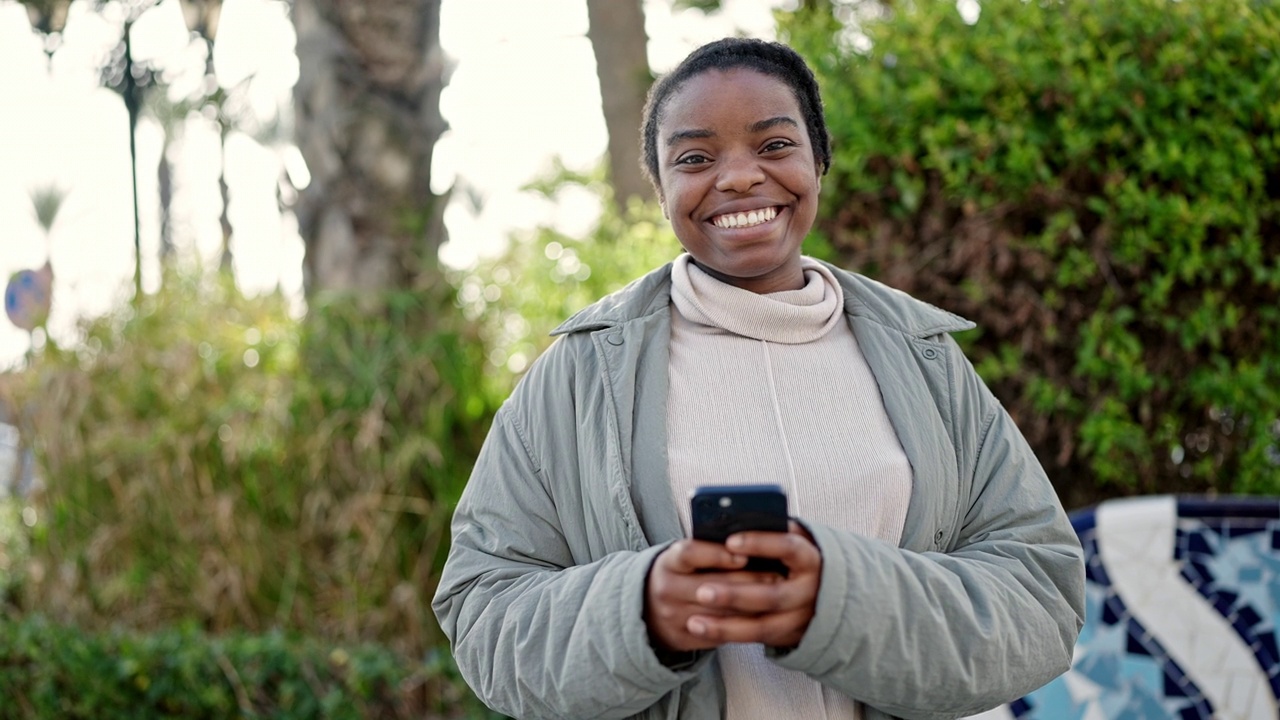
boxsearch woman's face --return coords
[655,68,821,294]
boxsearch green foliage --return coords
[0,614,499,719]
[781,0,1280,503]
[454,166,683,386]
[0,499,30,603]
[671,0,723,13]
[0,269,498,660]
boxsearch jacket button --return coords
[606,333,624,346]
[934,530,944,544]
[922,347,939,360]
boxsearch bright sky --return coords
[0,0,785,368]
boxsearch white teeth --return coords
[713,206,776,229]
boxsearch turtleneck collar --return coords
[670,254,845,344]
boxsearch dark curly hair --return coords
[640,37,832,193]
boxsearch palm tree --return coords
[291,0,449,294]
[21,0,163,300]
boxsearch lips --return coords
[709,205,780,229]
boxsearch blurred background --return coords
[0,0,1277,716]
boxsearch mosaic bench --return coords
[971,495,1280,720]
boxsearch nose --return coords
[714,151,765,193]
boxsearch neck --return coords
[690,259,805,294]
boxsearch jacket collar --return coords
[551,259,974,339]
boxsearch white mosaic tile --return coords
[992,496,1280,719]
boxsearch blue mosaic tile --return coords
[1176,706,1205,720]
[1162,669,1190,698]
[1183,531,1214,557]
[997,497,1279,719]
[1101,592,1128,625]
[1179,563,1207,586]
[1184,560,1214,584]
[1126,628,1151,656]
[1087,553,1111,585]
[1226,524,1268,539]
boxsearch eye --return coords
[675,153,711,166]
[762,139,797,153]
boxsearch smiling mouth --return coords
[710,206,779,229]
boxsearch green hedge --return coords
[0,615,498,719]
[783,0,1280,505]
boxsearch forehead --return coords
[658,68,804,140]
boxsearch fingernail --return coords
[689,619,707,636]
[696,586,716,603]
[728,535,744,549]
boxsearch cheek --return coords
[661,180,693,214]
[656,178,676,213]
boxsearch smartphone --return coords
[690,484,789,576]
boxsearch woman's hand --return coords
[645,522,822,653]
[645,537,762,652]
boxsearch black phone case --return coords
[690,485,789,576]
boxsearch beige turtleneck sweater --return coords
[667,254,914,720]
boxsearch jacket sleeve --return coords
[773,342,1086,719]
[430,395,703,719]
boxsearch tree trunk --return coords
[157,139,174,267]
[586,0,654,212]
[218,143,233,274]
[292,0,448,294]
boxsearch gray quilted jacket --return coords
[432,260,1085,720]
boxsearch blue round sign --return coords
[5,265,52,331]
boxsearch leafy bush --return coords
[454,165,683,387]
[0,614,498,719]
[781,0,1280,505]
[0,499,29,603]
[0,269,497,659]
[0,168,672,716]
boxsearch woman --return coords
[432,38,1085,720]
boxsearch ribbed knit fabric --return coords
[667,254,913,720]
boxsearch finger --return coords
[699,569,787,586]
[647,565,745,653]
[658,539,750,575]
[788,520,817,543]
[693,578,808,615]
[725,531,821,572]
[649,558,766,612]
[658,571,786,598]
[686,608,812,647]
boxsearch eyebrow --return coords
[665,116,800,148]
[665,128,715,146]
[748,116,800,133]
